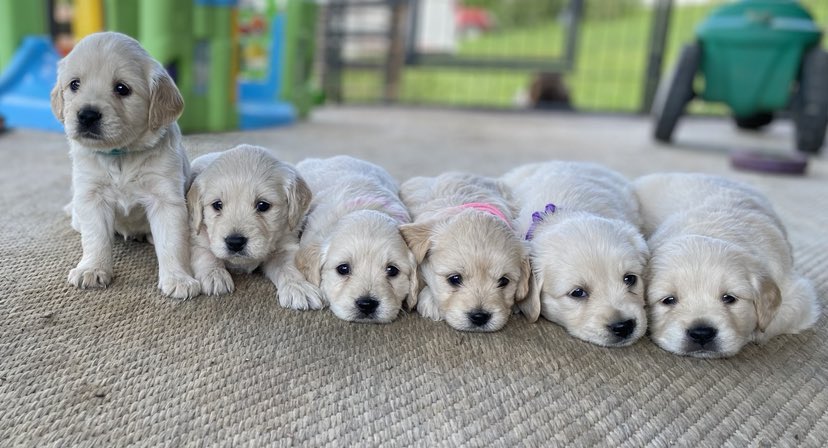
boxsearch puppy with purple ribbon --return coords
[295,156,417,323]
[400,172,533,332]
[502,161,649,346]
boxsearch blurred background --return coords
[0,0,826,133]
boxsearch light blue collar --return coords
[96,148,126,156]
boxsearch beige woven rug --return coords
[1,107,825,446]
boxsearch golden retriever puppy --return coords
[51,32,199,299]
[187,145,322,310]
[295,156,417,323]
[634,173,820,358]
[502,161,649,347]
[400,172,533,332]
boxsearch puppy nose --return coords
[355,296,379,315]
[77,107,102,127]
[687,325,718,345]
[467,310,491,327]
[224,234,248,253]
[608,319,637,338]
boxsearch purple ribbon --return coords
[525,203,557,241]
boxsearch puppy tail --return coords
[757,274,821,342]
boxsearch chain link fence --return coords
[319,0,828,113]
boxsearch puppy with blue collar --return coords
[51,32,199,299]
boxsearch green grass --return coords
[341,0,828,112]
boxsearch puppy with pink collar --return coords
[400,172,534,332]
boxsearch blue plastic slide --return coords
[238,13,295,129]
[0,36,63,132]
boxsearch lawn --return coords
[341,0,828,113]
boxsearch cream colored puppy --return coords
[51,32,199,299]
[634,173,820,358]
[187,145,322,310]
[295,156,417,323]
[502,161,649,347]
[400,172,533,332]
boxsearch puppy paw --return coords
[278,280,324,310]
[159,273,201,300]
[199,268,234,296]
[416,287,442,321]
[68,266,112,289]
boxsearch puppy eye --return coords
[114,83,131,97]
[336,263,351,276]
[623,274,637,287]
[661,296,678,306]
[447,274,463,287]
[211,200,223,211]
[568,288,589,299]
[497,276,510,288]
[721,293,737,304]
[385,265,399,278]
[70,79,80,91]
[255,201,271,213]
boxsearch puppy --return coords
[502,161,649,347]
[400,172,533,332]
[51,32,199,299]
[186,145,322,309]
[295,156,417,323]
[634,173,820,358]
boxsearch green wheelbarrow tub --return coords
[696,0,822,117]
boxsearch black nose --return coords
[687,325,718,345]
[355,297,379,315]
[468,310,492,327]
[224,234,248,253]
[77,108,102,127]
[608,319,637,338]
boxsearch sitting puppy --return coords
[502,161,649,347]
[295,156,418,323]
[187,145,322,310]
[50,32,199,298]
[634,173,820,358]
[400,172,533,332]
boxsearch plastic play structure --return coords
[652,0,827,154]
[0,0,319,133]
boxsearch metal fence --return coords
[319,0,828,113]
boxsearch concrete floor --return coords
[183,106,827,182]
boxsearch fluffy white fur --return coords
[295,156,417,323]
[502,161,649,347]
[187,145,322,310]
[51,32,199,299]
[400,172,533,332]
[634,173,820,358]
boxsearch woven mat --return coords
[1,108,826,446]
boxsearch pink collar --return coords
[457,202,512,229]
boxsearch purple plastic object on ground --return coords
[729,149,808,175]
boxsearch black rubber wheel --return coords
[653,43,700,143]
[734,112,774,131]
[792,47,828,154]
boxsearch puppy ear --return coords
[295,242,324,286]
[400,222,433,264]
[404,248,419,310]
[516,263,541,323]
[186,178,203,234]
[283,169,312,232]
[148,67,184,130]
[753,273,782,332]
[50,83,65,123]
